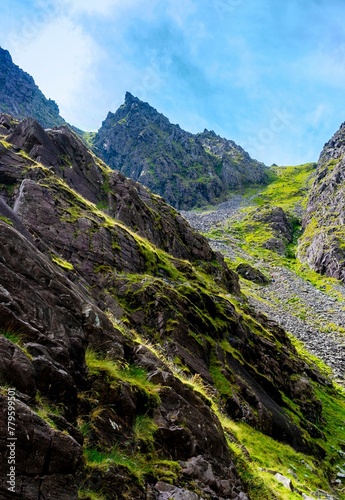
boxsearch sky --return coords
[0,0,345,165]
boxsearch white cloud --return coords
[9,17,101,127]
[62,0,148,16]
[297,42,345,89]
[166,0,196,28]
[306,103,330,128]
[63,0,120,15]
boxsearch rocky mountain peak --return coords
[0,46,65,128]
[0,46,12,64]
[124,90,141,105]
[92,93,269,210]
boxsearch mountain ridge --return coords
[0,114,343,499]
[298,121,345,282]
[1,46,345,500]
[92,92,270,210]
[0,47,66,128]
[0,47,270,210]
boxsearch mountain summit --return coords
[92,93,269,209]
[0,48,269,210]
[0,47,65,128]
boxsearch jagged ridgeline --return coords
[299,121,345,283]
[0,46,269,210]
[0,47,65,128]
[0,114,344,500]
[91,92,270,210]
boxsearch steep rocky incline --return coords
[299,122,345,281]
[0,47,66,129]
[182,192,345,385]
[0,115,341,499]
[92,92,269,210]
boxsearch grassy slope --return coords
[1,131,344,499]
[201,163,345,499]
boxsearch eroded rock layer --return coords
[0,116,333,499]
[299,122,345,281]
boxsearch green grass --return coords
[0,329,23,344]
[95,201,108,211]
[84,445,181,486]
[79,490,106,500]
[133,414,158,450]
[85,349,160,404]
[0,329,33,359]
[82,131,97,149]
[313,384,345,474]
[33,393,64,429]
[0,215,13,225]
[0,139,12,149]
[219,414,335,499]
[209,358,234,397]
[51,254,74,271]
[252,163,316,212]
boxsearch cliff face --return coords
[0,115,334,499]
[92,93,269,210]
[298,122,345,281]
[0,47,65,128]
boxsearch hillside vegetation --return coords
[0,114,344,500]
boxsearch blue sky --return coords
[0,0,345,165]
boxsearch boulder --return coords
[236,263,270,284]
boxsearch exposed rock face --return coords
[299,122,345,281]
[0,115,332,499]
[92,92,269,209]
[0,396,82,499]
[252,205,293,243]
[0,47,65,128]
[236,263,270,284]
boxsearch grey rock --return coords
[154,481,202,500]
[274,472,293,490]
[0,336,36,396]
[0,396,82,499]
[299,123,345,282]
[93,92,269,210]
[236,263,270,284]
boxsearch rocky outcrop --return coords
[236,263,270,284]
[0,395,82,499]
[92,92,269,209]
[0,115,335,499]
[0,47,65,128]
[299,122,345,282]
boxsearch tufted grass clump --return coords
[85,348,160,404]
[84,445,181,486]
[51,254,74,271]
[0,329,33,359]
[0,215,13,225]
[0,329,23,345]
[133,414,158,449]
[79,490,106,500]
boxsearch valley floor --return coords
[182,193,345,387]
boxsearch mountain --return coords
[0,46,65,128]
[298,122,345,282]
[0,48,269,210]
[0,114,341,500]
[92,92,270,210]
